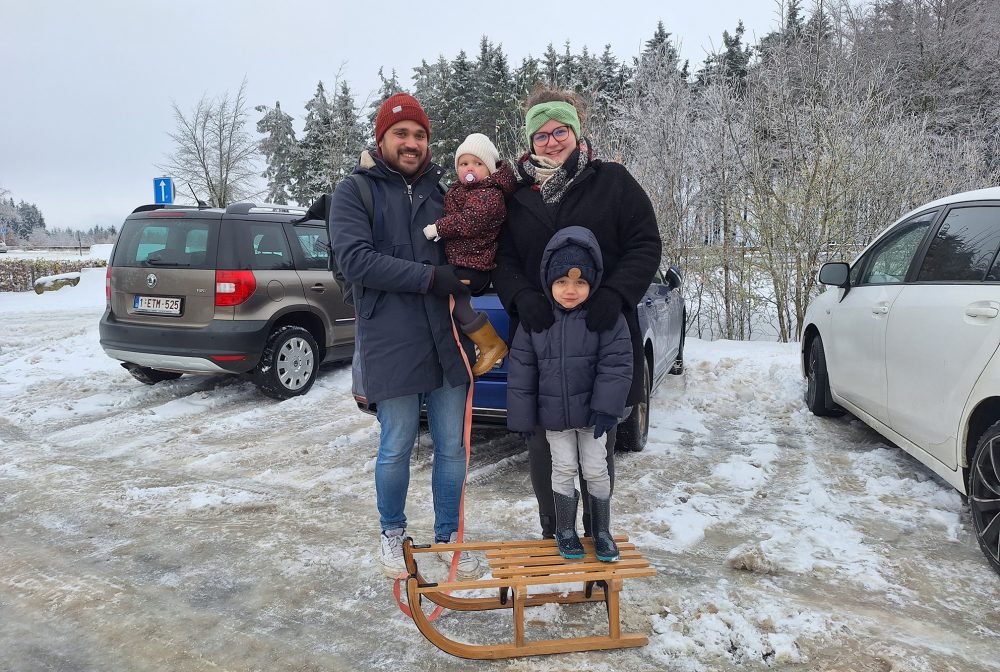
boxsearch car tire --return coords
[969,421,1000,576]
[616,356,651,452]
[254,325,319,400]
[124,364,183,385]
[805,335,843,417]
[669,312,686,375]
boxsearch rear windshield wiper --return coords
[144,257,190,267]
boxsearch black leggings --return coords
[527,425,616,538]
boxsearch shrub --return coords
[0,258,107,293]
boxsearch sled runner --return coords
[399,536,656,659]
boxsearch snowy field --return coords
[1,269,998,672]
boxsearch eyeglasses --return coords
[531,125,572,145]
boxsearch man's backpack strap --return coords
[348,173,375,226]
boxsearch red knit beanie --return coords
[374,93,431,143]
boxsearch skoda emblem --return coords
[146,273,157,288]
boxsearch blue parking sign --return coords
[154,177,174,204]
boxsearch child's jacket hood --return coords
[539,226,605,303]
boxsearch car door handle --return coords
[965,303,999,319]
[871,305,889,315]
[309,283,326,293]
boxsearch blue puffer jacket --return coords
[329,150,470,403]
[506,227,633,432]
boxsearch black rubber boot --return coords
[589,495,619,562]
[553,491,585,559]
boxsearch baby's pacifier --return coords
[463,172,477,183]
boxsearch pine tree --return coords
[720,21,752,89]
[293,82,334,206]
[440,51,473,166]
[541,43,559,87]
[330,81,366,185]
[367,67,405,138]
[557,40,576,88]
[412,57,451,159]
[255,101,297,205]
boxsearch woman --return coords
[493,87,662,537]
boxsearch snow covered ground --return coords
[1,269,998,672]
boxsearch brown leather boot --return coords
[465,319,508,377]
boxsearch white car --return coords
[801,186,1000,576]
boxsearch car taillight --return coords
[215,270,256,306]
[105,266,111,302]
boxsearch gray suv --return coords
[99,202,354,399]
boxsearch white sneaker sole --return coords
[380,561,406,579]
[436,552,483,580]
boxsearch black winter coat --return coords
[329,150,469,403]
[506,227,633,433]
[493,155,661,406]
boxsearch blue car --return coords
[354,267,686,452]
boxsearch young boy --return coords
[423,133,516,377]
[506,226,633,562]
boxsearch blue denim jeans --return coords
[374,380,468,541]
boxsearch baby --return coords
[423,133,516,377]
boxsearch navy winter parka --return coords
[329,150,470,403]
[506,227,633,433]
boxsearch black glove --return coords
[515,290,554,332]
[590,412,618,439]
[585,287,624,332]
[429,265,471,298]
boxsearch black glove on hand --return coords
[585,287,624,332]
[590,412,618,440]
[515,290,554,332]
[430,265,471,298]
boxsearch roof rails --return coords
[226,202,308,215]
[131,203,209,214]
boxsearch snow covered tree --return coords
[159,79,260,207]
[255,101,297,205]
[0,190,21,242]
[329,80,366,183]
[293,82,335,206]
[541,43,559,87]
[367,67,405,138]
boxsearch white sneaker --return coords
[379,528,407,578]
[437,531,483,579]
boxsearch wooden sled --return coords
[400,535,656,659]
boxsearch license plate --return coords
[133,295,182,315]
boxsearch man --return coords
[328,93,480,579]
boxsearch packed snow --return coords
[1,263,998,671]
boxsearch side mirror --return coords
[665,265,683,290]
[818,262,850,288]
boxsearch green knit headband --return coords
[524,101,581,145]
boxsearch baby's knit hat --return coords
[546,242,598,287]
[455,133,500,174]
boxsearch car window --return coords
[856,212,935,285]
[292,223,330,270]
[917,206,1000,282]
[249,224,293,271]
[114,218,217,269]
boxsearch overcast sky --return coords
[1,0,783,232]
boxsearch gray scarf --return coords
[520,149,589,206]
